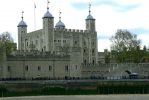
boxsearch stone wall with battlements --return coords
[1,49,149,79]
[4,51,71,79]
[81,63,149,79]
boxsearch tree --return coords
[110,29,141,52]
[105,53,110,63]
[0,32,16,55]
[110,29,141,63]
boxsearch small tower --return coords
[42,0,54,52]
[86,3,96,32]
[17,11,27,50]
[85,3,98,65]
[55,11,65,29]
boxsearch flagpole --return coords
[34,2,36,31]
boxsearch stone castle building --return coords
[0,3,99,79]
[18,4,97,66]
[0,3,149,79]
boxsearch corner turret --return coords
[42,3,54,29]
[18,11,27,50]
[86,3,96,32]
[42,0,54,52]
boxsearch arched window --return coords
[74,41,77,44]
[25,65,28,71]
[49,65,52,71]
[65,65,69,71]
[92,49,95,54]
[38,66,41,71]
[84,60,87,65]
[93,60,95,65]
[8,66,11,72]
[84,49,86,53]
[26,42,28,46]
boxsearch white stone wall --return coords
[6,55,70,79]
[19,28,97,62]
[21,29,44,51]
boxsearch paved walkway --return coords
[0,95,149,100]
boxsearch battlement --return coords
[81,63,116,68]
[8,50,70,61]
[54,28,88,34]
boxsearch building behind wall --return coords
[0,3,98,79]
[18,3,98,66]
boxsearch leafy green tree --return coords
[0,32,16,55]
[139,45,149,63]
[110,29,141,63]
[143,45,147,51]
[110,29,141,52]
[105,54,110,63]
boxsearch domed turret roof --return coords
[86,14,94,20]
[86,3,95,20]
[55,20,65,29]
[55,12,65,29]
[43,0,53,18]
[18,11,27,27]
[18,20,27,27]
[43,10,53,18]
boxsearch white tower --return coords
[42,1,54,52]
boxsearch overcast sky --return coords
[0,0,149,51]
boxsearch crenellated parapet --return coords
[54,28,89,34]
[7,50,70,61]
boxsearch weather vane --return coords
[47,0,50,10]
[22,11,24,20]
[89,2,91,15]
[59,11,62,21]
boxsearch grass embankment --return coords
[0,86,96,97]
[1,84,149,97]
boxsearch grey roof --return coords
[86,14,95,20]
[43,11,53,18]
[17,20,27,27]
[55,20,65,29]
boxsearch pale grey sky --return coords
[0,0,149,51]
